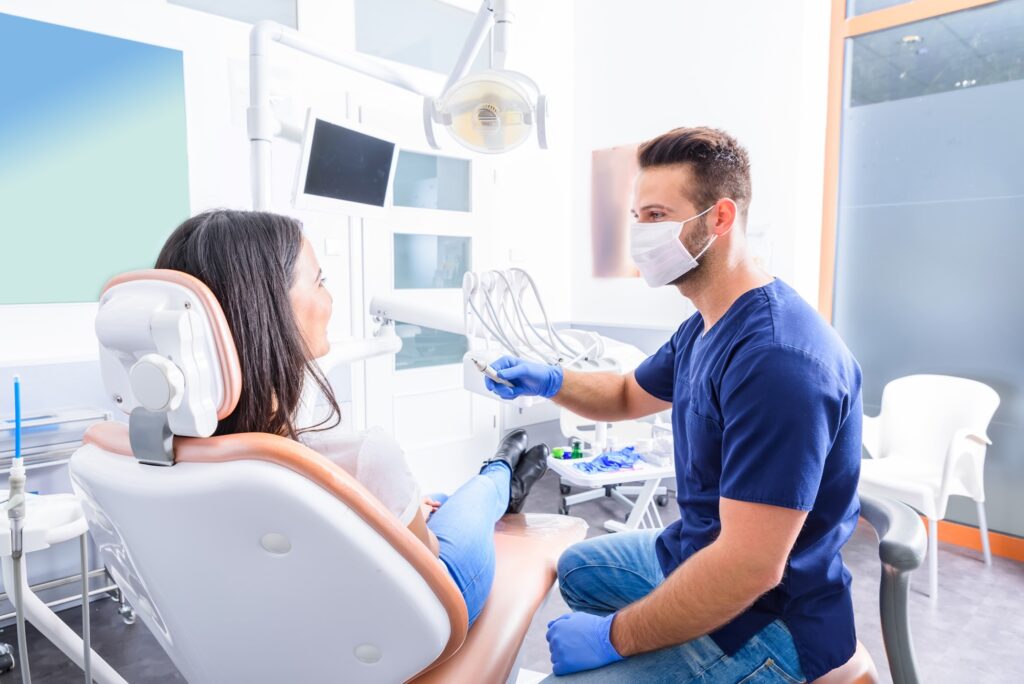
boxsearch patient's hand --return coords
[420,497,442,520]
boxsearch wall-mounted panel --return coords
[0,13,190,305]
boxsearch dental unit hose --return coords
[8,376,31,684]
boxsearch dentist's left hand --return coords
[546,611,624,676]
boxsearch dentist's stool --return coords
[70,269,587,683]
[0,491,127,684]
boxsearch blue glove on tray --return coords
[484,355,564,399]
[546,611,624,676]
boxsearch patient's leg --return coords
[427,462,510,626]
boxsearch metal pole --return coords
[80,536,91,684]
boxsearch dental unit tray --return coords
[0,408,111,470]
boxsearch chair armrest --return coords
[939,428,991,503]
[859,493,927,572]
[859,494,925,684]
[961,430,991,446]
[862,414,881,458]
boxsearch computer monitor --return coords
[294,110,399,216]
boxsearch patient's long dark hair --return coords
[156,209,341,439]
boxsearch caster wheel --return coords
[559,484,571,495]
[0,644,14,674]
[558,503,569,515]
[656,495,669,507]
[119,605,137,625]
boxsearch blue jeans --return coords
[543,530,806,683]
[426,462,509,627]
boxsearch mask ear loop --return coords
[690,199,737,259]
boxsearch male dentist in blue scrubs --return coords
[485,127,863,682]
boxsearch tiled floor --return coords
[1,470,1022,683]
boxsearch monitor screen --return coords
[303,118,396,208]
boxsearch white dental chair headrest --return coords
[96,269,242,443]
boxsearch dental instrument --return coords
[2,380,109,684]
[9,375,30,684]
[470,356,514,388]
[459,268,646,413]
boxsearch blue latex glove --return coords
[483,355,563,399]
[546,612,624,676]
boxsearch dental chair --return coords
[69,270,587,683]
[815,493,927,684]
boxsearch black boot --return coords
[482,429,529,474]
[507,443,550,514]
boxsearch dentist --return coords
[486,127,863,682]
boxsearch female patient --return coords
[155,209,549,626]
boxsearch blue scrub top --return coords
[634,278,862,681]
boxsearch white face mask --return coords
[629,205,716,287]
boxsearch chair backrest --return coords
[877,375,999,463]
[859,493,928,684]
[71,270,469,683]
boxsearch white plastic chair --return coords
[858,374,999,604]
[69,270,587,683]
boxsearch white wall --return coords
[569,0,831,330]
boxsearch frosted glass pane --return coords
[168,0,297,27]
[394,234,471,289]
[394,321,467,370]
[393,151,471,212]
[847,1,1024,106]
[832,0,1024,536]
[846,0,910,18]
[355,0,489,74]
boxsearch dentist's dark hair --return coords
[638,126,752,220]
[155,209,341,439]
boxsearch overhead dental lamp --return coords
[424,69,548,154]
[422,0,547,153]
[248,0,547,210]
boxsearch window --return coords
[394,234,471,289]
[846,0,912,18]
[826,0,1024,536]
[394,322,468,370]
[393,151,472,212]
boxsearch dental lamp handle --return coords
[442,1,498,95]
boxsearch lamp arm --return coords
[248,20,430,210]
[441,1,497,96]
[491,0,513,70]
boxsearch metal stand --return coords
[559,478,669,532]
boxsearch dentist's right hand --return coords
[484,356,564,400]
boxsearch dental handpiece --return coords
[471,357,514,388]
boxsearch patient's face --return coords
[290,238,333,359]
